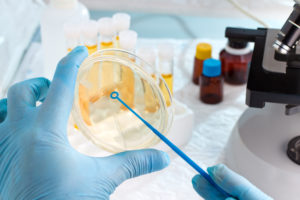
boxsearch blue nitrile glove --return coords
[192,164,273,200]
[0,46,170,200]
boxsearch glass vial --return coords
[158,43,174,107]
[220,39,252,85]
[137,48,159,113]
[98,17,115,49]
[81,20,99,55]
[63,22,81,52]
[119,30,138,109]
[97,17,116,98]
[193,43,212,85]
[200,59,223,104]
[112,12,131,47]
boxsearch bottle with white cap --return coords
[41,0,89,79]
[112,13,131,46]
[98,17,116,49]
[158,43,174,106]
[118,30,138,109]
[63,22,81,52]
[81,20,98,55]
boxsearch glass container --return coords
[72,49,173,153]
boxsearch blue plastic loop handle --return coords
[110,91,232,198]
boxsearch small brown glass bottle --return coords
[220,39,252,85]
[200,59,223,104]
[192,43,212,85]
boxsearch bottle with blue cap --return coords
[200,58,223,104]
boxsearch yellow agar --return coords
[100,41,114,49]
[120,65,135,109]
[115,35,120,48]
[86,44,98,55]
[100,42,117,98]
[78,84,92,126]
[83,41,117,105]
[160,73,173,107]
[143,74,160,113]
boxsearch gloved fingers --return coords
[7,78,50,120]
[40,46,88,128]
[0,98,7,123]
[207,164,273,200]
[192,174,227,200]
[103,149,170,186]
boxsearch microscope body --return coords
[225,4,300,199]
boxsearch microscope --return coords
[225,3,300,199]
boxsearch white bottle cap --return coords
[119,30,138,51]
[50,0,78,9]
[63,22,81,49]
[137,48,156,67]
[81,20,98,41]
[158,43,174,61]
[98,17,115,37]
[112,13,131,33]
[63,22,81,40]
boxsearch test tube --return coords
[158,44,174,107]
[119,30,138,109]
[112,13,131,47]
[64,22,91,127]
[137,48,159,113]
[90,17,117,100]
[80,20,100,107]
[63,22,81,52]
[81,20,99,55]
[98,17,116,49]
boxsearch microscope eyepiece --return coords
[273,4,300,54]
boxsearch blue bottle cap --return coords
[202,58,221,77]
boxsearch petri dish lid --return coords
[72,49,173,153]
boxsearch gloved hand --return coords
[192,164,273,200]
[0,46,170,200]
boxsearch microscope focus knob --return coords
[287,136,300,165]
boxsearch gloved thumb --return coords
[207,164,273,200]
[104,149,170,186]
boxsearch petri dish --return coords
[72,49,173,153]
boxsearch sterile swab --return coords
[110,91,232,198]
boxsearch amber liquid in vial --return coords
[86,44,98,55]
[160,73,173,107]
[120,58,135,109]
[200,75,223,104]
[143,74,160,113]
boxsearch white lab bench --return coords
[14,38,247,200]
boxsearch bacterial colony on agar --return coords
[72,49,173,153]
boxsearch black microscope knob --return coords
[287,136,300,165]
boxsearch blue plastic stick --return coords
[110,91,232,198]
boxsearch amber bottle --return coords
[192,43,212,85]
[200,59,223,104]
[220,39,252,85]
